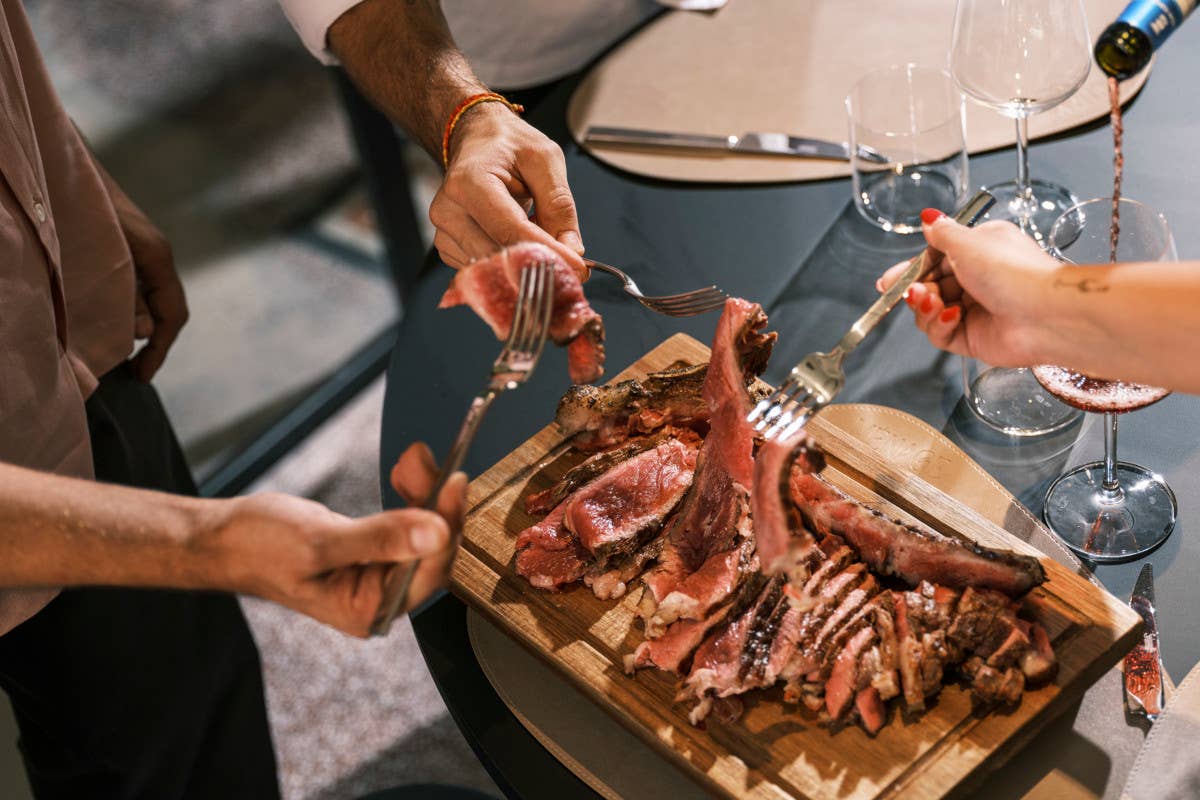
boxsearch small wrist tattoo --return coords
[1053,276,1110,293]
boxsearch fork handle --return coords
[368,390,497,637]
[833,189,995,357]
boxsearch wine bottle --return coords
[1095,0,1196,79]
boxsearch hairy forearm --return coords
[0,462,228,589]
[328,0,486,159]
[1030,261,1200,393]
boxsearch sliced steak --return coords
[439,242,605,384]
[752,434,823,578]
[639,300,773,632]
[514,504,590,590]
[791,472,1046,598]
[562,437,698,559]
[585,534,665,601]
[555,364,711,452]
[526,429,698,515]
[825,626,877,721]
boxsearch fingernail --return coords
[920,296,934,314]
[559,230,584,254]
[939,306,961,324]
[920,208,947,226]
[903,288,914,306]
[875,278,883,292]
[411,524,446,554]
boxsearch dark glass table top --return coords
[381,27,1200,799]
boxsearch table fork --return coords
[369,260,556,637]
[585,258,728,317]
[748,190,995,442]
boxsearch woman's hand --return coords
[879,211,1059,368]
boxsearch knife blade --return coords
[584,126,889,163]
[1124,563,1165,720]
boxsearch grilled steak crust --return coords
[556,364,711,452]
[790,472,1046,598]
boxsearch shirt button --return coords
[33,202,45,223]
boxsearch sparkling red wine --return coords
[1032,365,1168,413]
[1108,77,1124,262]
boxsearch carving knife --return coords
[584,126,890,164]
[1124,563,1165,720]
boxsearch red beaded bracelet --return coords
[441,92,525,169]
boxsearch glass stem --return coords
[1014,116,1033,234]
[1101,412,1123,501]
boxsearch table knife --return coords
[1124,563,1165,721]
[584,126,889,164]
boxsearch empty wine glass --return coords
[951,0,1091,437]
[1037,198,1177,562]
[950,0,1092,240]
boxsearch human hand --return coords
[430,103,587,275]
[109,190,189,382]
[202,443,465,637]
[878,211,1060,368]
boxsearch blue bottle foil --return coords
[1119,0,1197,48]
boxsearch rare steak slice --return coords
[516,436,698,591]
[526,428,698,515]
[562,437,698,560]
[639,300,775,634]
[439,242,605,384]
[514,504,590,590]
[791,472,1046,598]
[752,433,824,580]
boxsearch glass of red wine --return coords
[1037,198,1177,562]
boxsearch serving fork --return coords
[585,258,728,317]
[749,190,996,442]
[369,261,556,637]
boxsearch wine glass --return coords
[950,0,1092,239]
[1036,198,1177,562]
[951,0,1091,437]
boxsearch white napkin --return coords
[656,0,728,9]
[1121,661,1200,800]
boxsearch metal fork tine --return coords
[512,265,540,356]
[748,380,796,423]
[645,287,726,304]
[503,266,535,358]
[645,289,727,308]
[528,262,554,363]
[658,299,729,317]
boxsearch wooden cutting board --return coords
[451,333,1141,800]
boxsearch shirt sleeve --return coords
[277,0,366,65]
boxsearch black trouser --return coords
[0,362,280,799]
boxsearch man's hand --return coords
[432,103,585,272]
[101,174,188,383]
[204,443,466,638]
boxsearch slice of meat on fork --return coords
[439,241,606,384]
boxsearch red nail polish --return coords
[939,306,961,324]
[921,208,947,226]
[920,296,934,314]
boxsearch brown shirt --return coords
[0,0,136,633]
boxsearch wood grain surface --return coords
[450,333,1141,799]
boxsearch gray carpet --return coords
[0,3,499,799]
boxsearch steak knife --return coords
[584,126,890,164]
[1124,563,1165,720]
